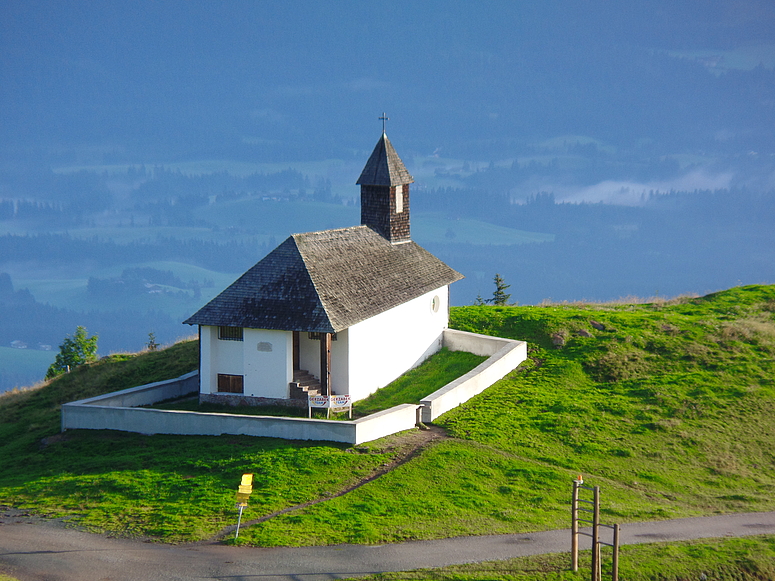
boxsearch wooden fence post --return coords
[572,477,580,572]
[592,485,600,581]
[612,523,620,581]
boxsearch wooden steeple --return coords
[356,132,414,244]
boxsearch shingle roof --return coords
[356,133,414,186]
[183,226,463,333]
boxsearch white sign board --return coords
[308,394,352,418]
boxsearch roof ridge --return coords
[292,235,336,328]
[292,225,366,239]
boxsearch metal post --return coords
[592,485,600,581]
[235,504,244,539]
[612,523,620,581]
[571,478,580,572]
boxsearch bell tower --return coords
[356,127,414,244]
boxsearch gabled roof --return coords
[356,133,414,186]
[184,226,462,333]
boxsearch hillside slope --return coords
[236,285,775,546]
[0,285,774,548]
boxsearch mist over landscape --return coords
[1,0,774,390]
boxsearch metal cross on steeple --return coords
[379,113,389,134]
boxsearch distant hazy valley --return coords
[2,1,774,389]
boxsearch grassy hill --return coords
[1,285,774,579]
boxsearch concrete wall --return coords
[61,329,526,444]
[61,371,418,445]
[63,405,358,443]
[442,328,515,357]
[352,404,418,445]
[419,329,527,423]
[62,371,199,411]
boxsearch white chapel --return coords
[183,131,463,406]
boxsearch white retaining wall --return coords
[61,330,526,444]
[420,329,527,423]
[62,371,200,412]
[61,372,418,445]
[62,402,418,445]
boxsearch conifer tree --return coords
[491,273,511,306]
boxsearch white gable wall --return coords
[346,285,449,402]
[200,326,242,394]
[200,326,292,399]
[244,329,293,399]
[200,326,214,393]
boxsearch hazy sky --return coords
[2,1,774,165]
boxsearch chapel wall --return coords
[242,329,292,399]
[346,284,449,402]
[201,325,243,394]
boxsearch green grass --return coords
[440,285,775,521]
[342,535,775,580]
[0,340,199,457]
[232,439,576,546]
[352,348,487,416]
[0,430,392,541]
[1,285,775,562]
[0,340,396,541]
[233,285,775,547]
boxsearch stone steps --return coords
[289,369,321,400]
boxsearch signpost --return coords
[234,473,253,539]
[308,394,352,418]
[571,475,620,580]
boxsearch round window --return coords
[431,295,441,313]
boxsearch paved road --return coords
[1,512,774,581]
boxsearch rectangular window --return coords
[217,374,244,393]
[395,184,404,213]
[308,332,337,341]
[218,326,243,341]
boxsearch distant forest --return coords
[2,185,772,344]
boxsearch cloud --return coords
[548,170,734,206]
